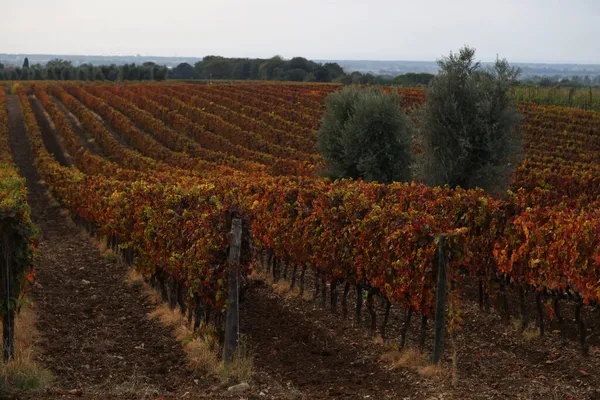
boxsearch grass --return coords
[109,372,160,398]
[249,268,308,300]
[417,364,446,380]
[219,335,253,384]
[271,280,291,295]
[140,276,253,384]
[124,268,145,289]
[0,304,53,395]
[522,325,541,341]
[381,348,448,382]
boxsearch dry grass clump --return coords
[381,348,448,382]
[144,282,253,384]
[417,364,446,380]
[0,304,53,395]
[109,373,160,398]
[522,325,541,341]
[272,280,291,295]
[124,268,144,289]
[387,348,424,369]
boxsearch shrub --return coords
[414,46,523,194]
[317,86,413,183]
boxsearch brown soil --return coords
[28,96,72,168]
[247,266,600,399]
[240,279,430,399]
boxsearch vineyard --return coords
[3,81,600,398]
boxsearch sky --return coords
[2,0,600,64]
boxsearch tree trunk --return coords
[330,279,338,314]
[355,285,363,327]
[478,280,484,309]
[1,232,15,361]
[282,261,288,280]
[553,297,566,345]
[400,307,413,349]
[500,280,509,325]
[484,282,491,313]
[536,291,544,336]
[159,275,168,303]
[272,256,279,283]
[193,294,203,330]
[321,279,327,309]
[433,234,447,364]
[266,249,273,274]
[167,280,177,310]
[519,286,528,329]
[299,265,307,296]
[290,264,298,290]
[187,304,194,325]
[419,315,428,352]
[380,298,391,339]
[342,282,350,319]
[224,218,242,363]
[366,289,377,335]
[576,300,588,354]
[177,281,187,314]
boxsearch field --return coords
[2,81,600,399]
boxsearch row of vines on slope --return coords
[0,86,37,360]
[19,82,600,353]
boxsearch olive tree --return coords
[317,86,413,183]
[414,46,523,194]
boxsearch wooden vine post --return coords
[433,234,447,364]
[224,218,242,364]
[1,230,14,361]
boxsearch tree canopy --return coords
[317,86,413,183]
[414,46,523,194]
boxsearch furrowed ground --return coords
[3,81,600,399]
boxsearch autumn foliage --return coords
[11,81,600,331]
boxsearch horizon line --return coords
[1,52,600,67]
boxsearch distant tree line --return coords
[522,74,600,88]
[0,55,436,85]
[172,55,347,82]
[0,58,168,81]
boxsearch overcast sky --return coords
[2,0,599,64]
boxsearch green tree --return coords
[22,57,29,69]
[203,57,233,79]
[324,63,345,80]
[284,68,307,82]
[317,86,413,183]
[259,56,284,80]
[93,68,105,81]
[414,46,523,194]
[232,61,251,80]
[289,57,312,72]
[393,72,435,86]
[172,62,195,79]
[314,66,332,82]
[46,59,73,69]
[154,65,168,81]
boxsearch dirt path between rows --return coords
[240,280,429,399]
[6,95,204,399]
